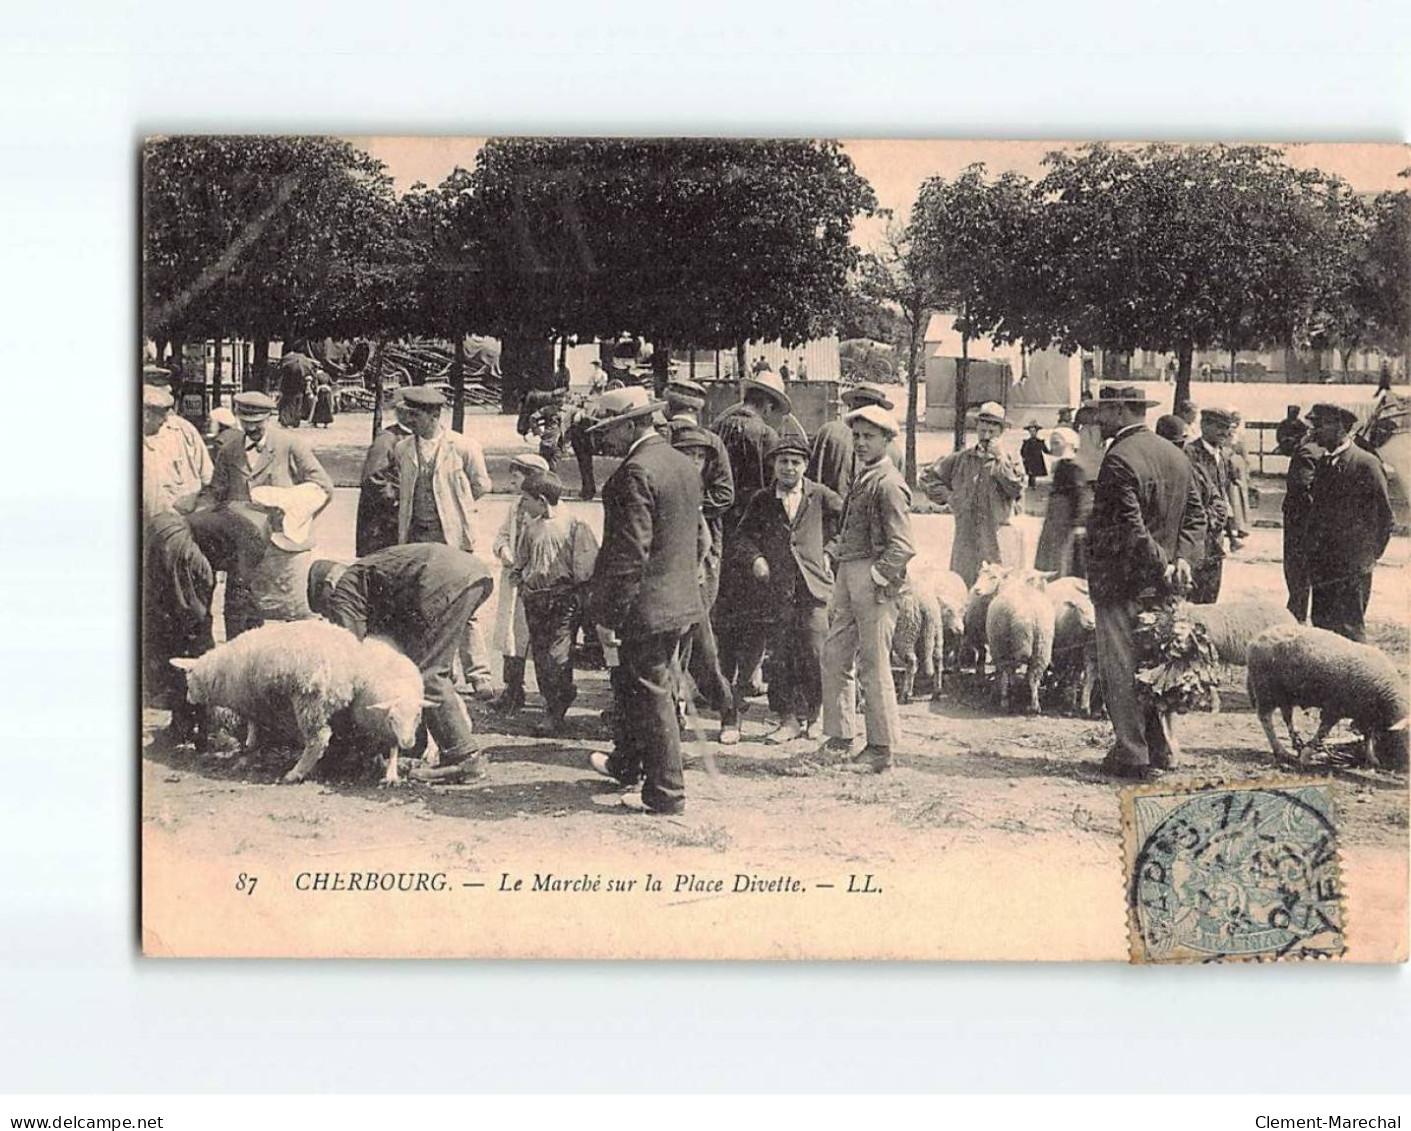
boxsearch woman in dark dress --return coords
[1033,427,1091,577]
[1020,422,1049,488]
[312,373,336,427]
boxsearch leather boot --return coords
[493,655,526,713]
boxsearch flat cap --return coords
[509,452,551,474]
[143,385,174,410]
[233,391,277,418]
[1200,406,1237,425]
[670,425,716,452]
[1306,402,1358,429]
[400,385,446,409]
[843,403,900,437]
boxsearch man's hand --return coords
[1165,558,1194,595]
[752,557,770,581]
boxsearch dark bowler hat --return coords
[1306,402,1358,430]
[1097,384,1160,408]
[1155,414,1188,444]
[401,385,447,409]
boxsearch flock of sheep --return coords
[889,566,1409,771]
[157,568,1409,786]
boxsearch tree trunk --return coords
[451,331,467,433]
[558,336,568,369]
[953,328,970,451]
[212,338,224,408]
[252,338,270,394]
[689,347,696,380]
[369,338,387,442]
[904,308,926,487]
[715,350,721,381]
[736,342,747,380]
[1230,347,1237,385]
[500,332,553,414]
[1173,341,1194,412]
[651,340,671,396]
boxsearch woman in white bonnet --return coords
[1033,426,1091,578]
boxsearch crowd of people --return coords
[142,357,1399,809]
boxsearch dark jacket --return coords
[666,414,735,548]
[1282,436,1324,549]
[589,433,705,640]
[1087,425,1207,606]
[712,404,778,528]
[325,543,495,660]
[1020,435,1049,478]
[1185,438,1234,561]
[1303,443,1394,584]
[355,422,412,557]
[806,419,854,497]
[732,479,844,611]
[834,456,916,586]
[1033,457,1091,576]
[211,425,335,503]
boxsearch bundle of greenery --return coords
[1133,593,1222,715]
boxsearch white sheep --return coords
[962,562,1011,673]
[1180,599,1296,666]
[1246,624,1410,769]
[1046,576,1098,715]
[889,577,946,702]
[985,569,1056,713]
[172,620,425,785]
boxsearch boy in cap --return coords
[820,404,915,773]
[920,401,1025,586]
[733,431,844,742]
[1302,402,1394,641]
[511,471,599,734]
[489,452,551,713]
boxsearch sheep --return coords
[924,569,968,671]
[889,577,946,703]
[961,562,1011,673]
[985,569,1056,713]
[1046,577,1098,715]
[1179,599,1296,666]
[171,620,425,785]
[1246,624,1410,770]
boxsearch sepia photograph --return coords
[139,136,1410,961]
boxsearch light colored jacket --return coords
[393,428,491,552]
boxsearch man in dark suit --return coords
[1283,425,1324,622]
[1087,386,1207,779]
[355,389,413,557]
[1303,402,1394,642]
[732,433,844,743]
[586,388,705,815]
[1184,406,1237,604]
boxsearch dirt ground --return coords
[140,419,1410,961]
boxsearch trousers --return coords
[743,595,826,723]
[1311,570,1373,643]
[413,580,492,761]
[822,558,901,748]
[1189,553,1223,605]
[1284,534,1312,622]
[607,630,687,810]
[521,588,578,716]
[1094,597,1179,768]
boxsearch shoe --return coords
[1102,753,1164,781]
[843,745,893,774]
[588,751,638,786]
[410,754,487,782]
[767,719,802,745]
[621,793,686,816]
[817,737,855,760]
[719,725,741,746]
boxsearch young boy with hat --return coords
[489,452,552,713]
[733,431,844,742]
[820,404,915,772]
[512,471,600,734]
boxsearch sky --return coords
[349,136,1410,252]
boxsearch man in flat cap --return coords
[355,388,413,557]
[806,382,902,498]
[1087,386,1207,780]
[820,403,915,774]
[664,377,735,608]
[370,384,495,694]
[142,384,213,520]
[1282,408,1324,622]
[1184,406,1238,604]
[586,388,704,814]
[920,401,1026,586]
[211,391,334,506]
[1302,402,1393,641]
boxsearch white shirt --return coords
[775,481,803,522]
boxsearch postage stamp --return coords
[1121,777,1346,964]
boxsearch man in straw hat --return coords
[585,387,704,814]
[211,391,334,506]
[712,367,790,529]
[1087,385,1207,780]
[920,401,1026,587]
[819,403,915,774]
[733,430,844,744]
[1184,405,1238,604]
[806,382,902,497]
[1302,401,1394,642]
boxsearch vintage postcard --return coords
[140,137,1409,960]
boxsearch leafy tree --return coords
[910,164,1036,447]
[1361,174,1411,364]
[142,136,409,390]
[860,222,933,485]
